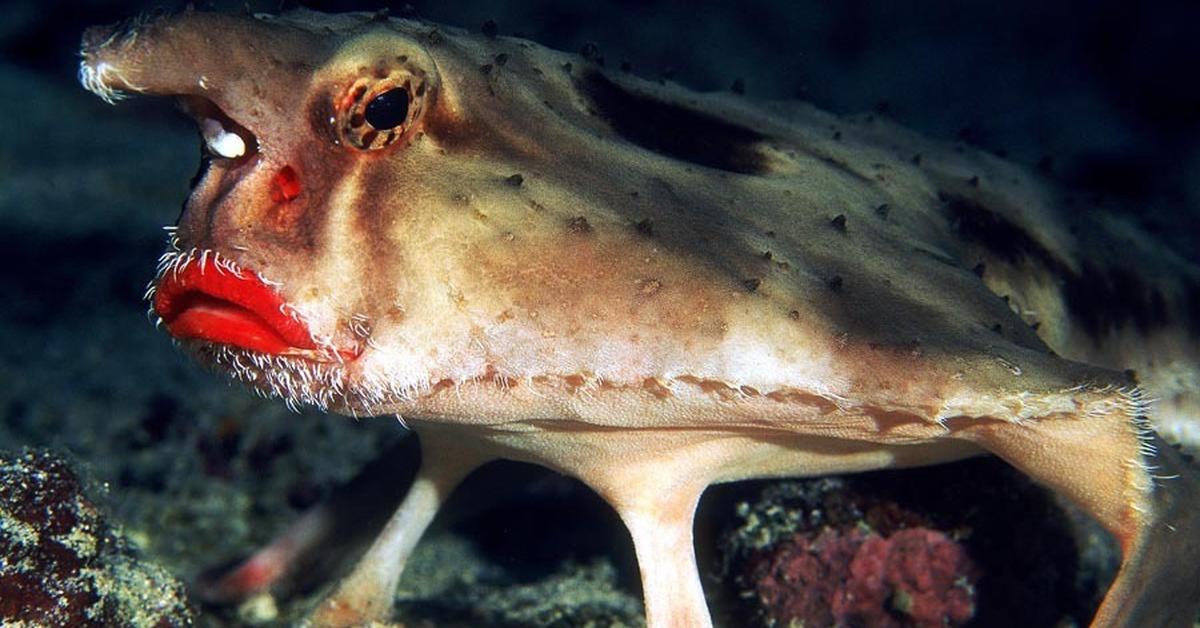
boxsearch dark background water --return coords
[9,0,1200,247]
[0,1,1196,625]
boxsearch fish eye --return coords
[364,88,409,130]
[335,68,429,152]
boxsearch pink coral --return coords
[750,526,977,627]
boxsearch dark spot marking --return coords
[480,19,498,38]
[480,63,493,76]
[829,214,847,232]
[761,250,773,261]
[743,278,761,292]
[504,173,524,187]
[944,194,1065,269]
[495,53,509,66]
[1063,263,1169,336]
[968,175,980,187]
[579,72,768,175]
[911,153,922,165]
[561,62,573,74]
[580,42,603,65]
[832,130,842,140]
[972,262,986,278]
[946,195,1183,337]
[991,323,1003,334]
[566,216,591,234]
[788,310,801,320]
[635,219,654,237]
[826,275,844,291]
[874,203,890,218]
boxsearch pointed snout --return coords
[79,10,334,123]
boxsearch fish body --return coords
[80,9,1200,626]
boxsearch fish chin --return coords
[192,342,353,413]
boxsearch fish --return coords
[79,8,1200,626]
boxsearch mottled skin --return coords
[80,9,1200,627]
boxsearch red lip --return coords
[154,261,341,358]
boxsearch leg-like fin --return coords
[623,498,712,628]
[1091,435,1200,627]
[959,411,1200,627]
[193,436,420,604]
[307,433,487,627]
[591,472,713,628]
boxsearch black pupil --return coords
[364,88,410,130]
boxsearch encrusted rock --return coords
[0,449,192,626]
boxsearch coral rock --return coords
[0,449,192,626]
[750,526,977,628]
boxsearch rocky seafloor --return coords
[2,1,1197,626]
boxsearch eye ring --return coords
[336,68,429,151]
